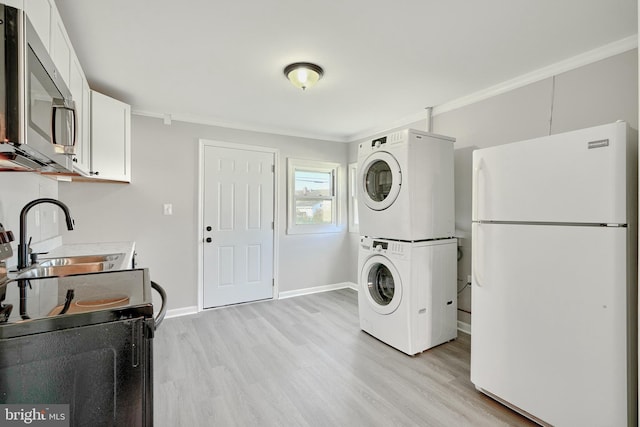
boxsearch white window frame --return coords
[348,162,359,233]
[287,158,341,235]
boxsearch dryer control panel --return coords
[372,240,388,250]
[360,237,405,256]
[363,130,407,151]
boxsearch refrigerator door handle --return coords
[472,222,483,287]
[472,159,484,221]
[472,158,484,287]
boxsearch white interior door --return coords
[203,145,274,308]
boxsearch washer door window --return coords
[361,255,402,314]
[359,152,402,211]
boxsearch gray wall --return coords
[58,117,351,312]
[433,49,637,324]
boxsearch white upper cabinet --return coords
[90,90,131,182]
[69,55,91,175]
[23,0,73,90]
[50,6,70,84]
[18,1,133,183]
[23,0,51,51]
[22,0,94,178]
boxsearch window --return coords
[287,158,341,234]
[348,162,359,233]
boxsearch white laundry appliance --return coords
[358,236,457,355]
[471,122,638,426]
[357,129,455,241]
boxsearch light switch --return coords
[163,204,173,216]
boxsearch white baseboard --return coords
[165,305,198,319]
[162,288,468,335]
[279,282,358,299]
[457,320,471,335]
[164,284,358,319]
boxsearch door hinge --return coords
[272,278,275,287]
[271,221,274,230]
[271,164,275,173]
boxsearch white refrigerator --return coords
[470,122,638,426]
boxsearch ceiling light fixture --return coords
[284,62,324,90]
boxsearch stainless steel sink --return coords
[39,253,124,267]
[14,253,125,280]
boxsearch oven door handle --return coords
[151,281,167,330]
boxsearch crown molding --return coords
[133,35,637,144]
[432,35,638,117]
[131,110,349,143]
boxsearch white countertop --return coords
[41,242,136,270]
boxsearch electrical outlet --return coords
[163,204,173,216]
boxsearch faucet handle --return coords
[29,252,48,265]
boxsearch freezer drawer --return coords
[471,223,635,426]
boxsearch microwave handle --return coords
[51,99,76,148]
[70,107,77,147]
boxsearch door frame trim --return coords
[197,139,280,312]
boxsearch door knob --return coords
[205,237,212,243]
[206,226,212,231]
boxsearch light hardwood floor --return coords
[153,289,536,426]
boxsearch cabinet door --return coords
[81,80,91,172]
[23,0,52,51]
[91,90,131,182]
[50,7,70,84]
[69,55,90,174]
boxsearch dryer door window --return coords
[366,160,394,203]
[361,255,402,314]
[359,152,401,211]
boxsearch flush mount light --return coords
[284,62,324,90]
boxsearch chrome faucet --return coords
[18,198,75,270]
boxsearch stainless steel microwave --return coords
[0,4,76,172]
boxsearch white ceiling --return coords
[54,0,637,142]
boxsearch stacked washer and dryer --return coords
[356,128,458,356]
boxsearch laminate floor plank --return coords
[154,289,536,426]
